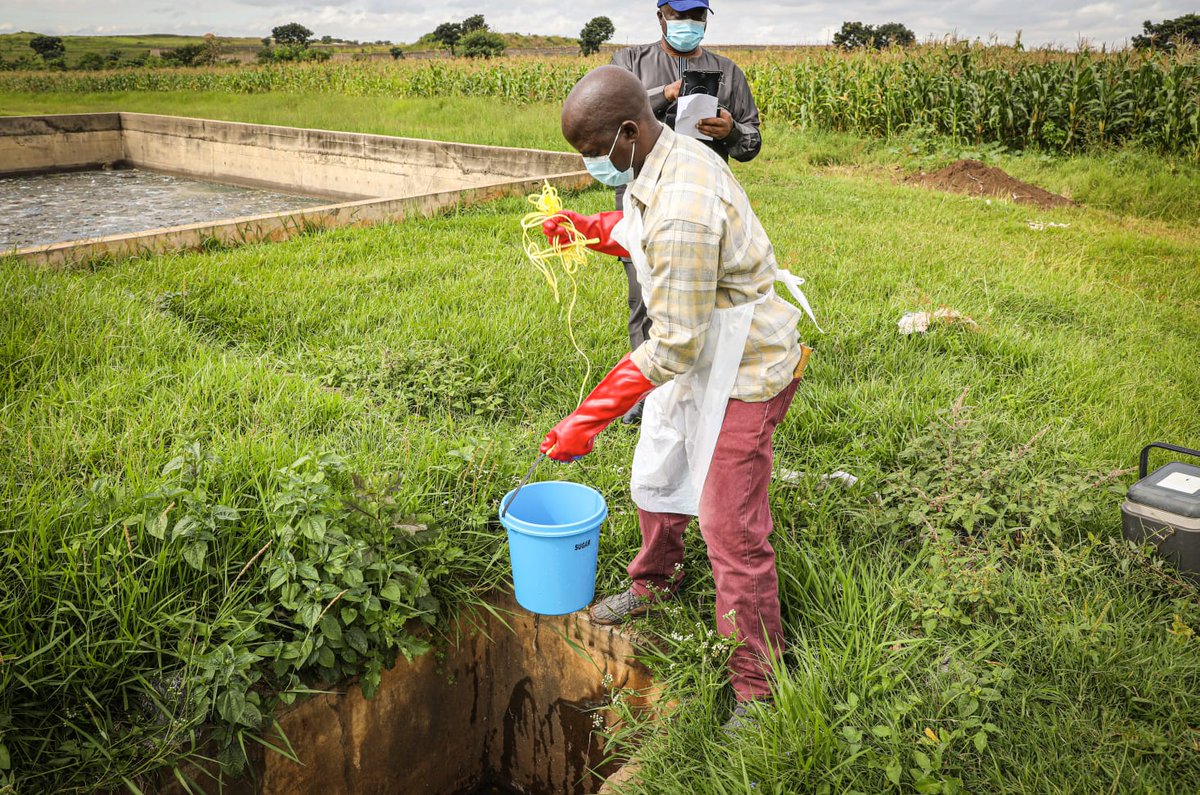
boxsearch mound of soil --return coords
[907,159,1074,209]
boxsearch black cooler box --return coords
[1122,442,1200,577]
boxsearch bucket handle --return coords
[501,452,546,518]
[1139,442,1200,479]
[501,451,601,519]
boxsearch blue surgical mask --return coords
[665,19,705,53]
[582,126,635,187]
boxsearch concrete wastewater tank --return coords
[159,594,661,794]
[0,113,589,266]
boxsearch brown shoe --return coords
[589,589,655,625]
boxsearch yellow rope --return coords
[520,181,600,403]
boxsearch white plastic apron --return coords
[612,207,820,516]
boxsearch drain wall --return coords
[161,594,658,795]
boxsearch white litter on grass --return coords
[898,307,979,335]
[898,312,931,335]
[1026,220,1070,231]
[774,469,859,489]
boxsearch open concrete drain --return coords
[171,593,658,794]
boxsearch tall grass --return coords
[1,44,1196,159]
[2,96,1199,792]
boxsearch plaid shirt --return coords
[627,125,803,402]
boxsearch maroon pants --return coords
[628,378,799,701]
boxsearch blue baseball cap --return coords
[658,0,712,12]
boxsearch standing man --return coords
[540,66,817,730]
[610,0,763,425]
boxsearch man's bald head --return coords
[562,65,658,151]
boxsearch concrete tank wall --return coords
[0,112,590,266]
[117,113,584,200]
[0,113,124,175]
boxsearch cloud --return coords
[4,0,1196,47]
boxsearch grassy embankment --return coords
[0,31,581,66]
[0,33,266,65]
[2,92,1199,793]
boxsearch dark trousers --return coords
[622,257,652,350]
[615,185,652,351]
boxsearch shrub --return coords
[29,34,65,61]
[161,44,205,67]
[257,44,328,64]
[872,389,1111,551]
[76,52,107,71]
[460,30,506,59]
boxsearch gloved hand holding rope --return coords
[519,182,631,405]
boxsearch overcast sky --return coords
[0,1,1191,49]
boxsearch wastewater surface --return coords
[0,168,329,249]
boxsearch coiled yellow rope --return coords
[520,182,600,402]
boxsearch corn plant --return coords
[2,46,1195,158]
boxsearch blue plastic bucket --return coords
[499,480,607,615]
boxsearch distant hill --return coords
[389,32,577,54]
[0,31,583,66]
[0,32,265,65]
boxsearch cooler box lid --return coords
[1127,462,1200,519]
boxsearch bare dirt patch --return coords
[907,159,1074,209]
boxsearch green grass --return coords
[2,93,1199,793]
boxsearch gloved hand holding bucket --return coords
[499,354,654,615]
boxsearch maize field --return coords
[3,45,1197,159]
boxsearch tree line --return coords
[832,15,1198,50]
[7,13,1196,72]
[419,14,614,58]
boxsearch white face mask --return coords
[582,125,635,187]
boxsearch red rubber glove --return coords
[541,210,630,258]
[541,354,654,462]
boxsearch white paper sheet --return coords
[675,93,719,141]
